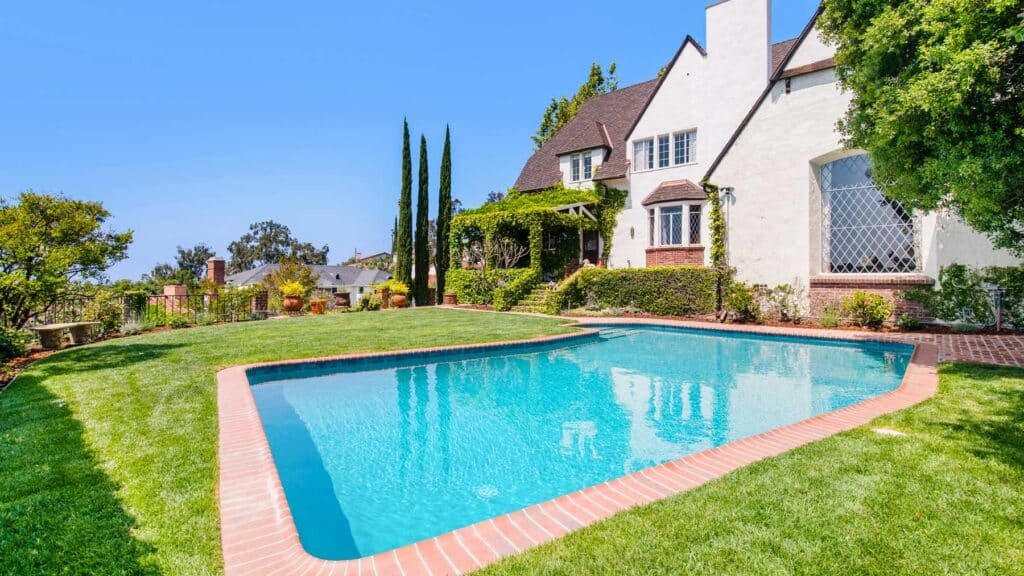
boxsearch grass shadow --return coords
[26,341,187,377]
[932,364,1024,472]
[0,370,161,575]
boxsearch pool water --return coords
[248,325,912,560]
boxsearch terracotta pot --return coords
[377,288,391,310]
[309,299,326,315]
[282,295,303,312]
[443,293,458,306]
[334,292,351,308]
[390,294,408,308]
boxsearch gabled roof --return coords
[642,180,707,205]
[225,264,391,288]
[704,7,829,182]
[514,79,660,192]
[622,36,707,145]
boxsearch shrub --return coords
[725,282,763,323]
[86,291,124,335]
[0,328,30,362]
[841,291,894,329]
[820,306,841,328]
[167,314,190,329]
[375,279,410,295]
[445,268,533,306]
[359,293,382,311]
[766,283,804,323]
[549,267,717,317]
[144,304,169,327]
[897,313,922,331]
[121,321,144,336]
[493,270,541,311]
[906,264,991,324]
[977,265,1024,329]
[279,281,305,298]
[196,314,218,327]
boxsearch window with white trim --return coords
[570,154,581,182]
[633,138,654,171]
[583,152,593,180]
[658,135,670,168]
[649,203,703,247]
[674,130,696,165]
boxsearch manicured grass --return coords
[0,308,575,575]
[3,313,1022,576]
[480,363,1024,576]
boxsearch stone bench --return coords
[28,322,101,350]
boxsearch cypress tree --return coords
[414,134,430,304]
[395,119,413,286]
[435,125,452,303]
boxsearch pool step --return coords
[598,328,642,340]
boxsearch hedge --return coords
[494,269,540,311]
[445,268,536,306]
[548,266,718,317]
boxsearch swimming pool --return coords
[246,325,912,560]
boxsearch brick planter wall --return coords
[646,246,705,267]
[809,275,935,321]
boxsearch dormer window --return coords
[569,151,593,182]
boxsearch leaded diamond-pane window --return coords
[821,154,919,274]
[660,206,683,245]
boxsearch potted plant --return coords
[377,280,410,308]
[309,298,327,315]
[443,292,458,306]
[280,280,305,312]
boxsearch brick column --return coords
[207,257,226,286]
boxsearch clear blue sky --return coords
[0,0,820,280]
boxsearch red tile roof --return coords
[642,180,707,206]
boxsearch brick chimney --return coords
[207,257,226,285]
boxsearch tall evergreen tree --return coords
[414,134,430,304]
[435,125,452,303]
[394,119,413,286]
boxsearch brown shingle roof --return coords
[642,180,707,205]
[771,38,799,75]
[513,39,801,193]
[514,79,659,191]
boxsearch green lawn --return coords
[1,312,1022,576]
[0,309,575,575]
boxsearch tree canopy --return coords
[226,220,328,273]
[175,243,216,281]
[0,191,132,328]
[532,62,618,149]
[819,0,1024,255]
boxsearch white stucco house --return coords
[513,0,1020,315]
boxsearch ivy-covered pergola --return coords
[449,186,609,276]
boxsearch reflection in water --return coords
[253,327,911,560]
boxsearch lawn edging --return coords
[216,321,938,576]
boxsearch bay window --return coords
[649,203,702,247]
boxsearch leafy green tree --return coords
[395,119,413,286]
[435,126,453,302]
[226,220,328,273]
[0,191,132,328]
[175,243,216,281]
[532,62,618,149]
[819,1,1024,255]
[414,134,430,304]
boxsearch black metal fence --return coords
[28,290,270,330]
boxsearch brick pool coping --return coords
[217,321,939,576]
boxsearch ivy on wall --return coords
[449,184,616,274]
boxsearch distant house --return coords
[225,264,391,304]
